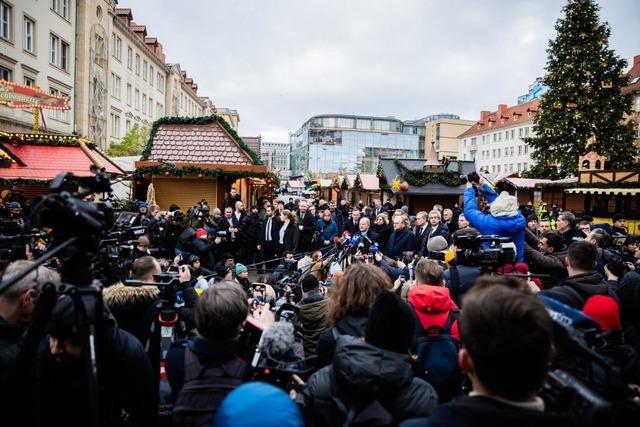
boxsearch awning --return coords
[565,188,640,195]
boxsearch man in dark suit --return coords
[297,200,315,254]
[218,206,239,255]
[413,211,429,255]
[443,208,458,236]
[353,217,378,246]
[371,198,388,218]
[344,208,362,236]
[419,210,450,256]
[257,205,280,272]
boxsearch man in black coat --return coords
[297,200,316,254]
[422,284,568,427]
[524,229,568,289]
[556,211,586,247]
[540,241,614,310]
[419,210,450,256]
[344,208,362,236]
[413,211,429,255]
[257,205,280,272]
[224,187,242,209]
[371,198,388,218]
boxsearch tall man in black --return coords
[297,201,316,254]
[257,206,280,272]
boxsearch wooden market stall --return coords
[134,116,275,211]
[352,173,381,205]
[495,175,578,208]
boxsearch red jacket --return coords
[408,284,460,341]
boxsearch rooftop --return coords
[458,99,540,138]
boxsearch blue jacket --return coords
[316,219,338,242]
[385,228,417,260]
[464,183,526,262]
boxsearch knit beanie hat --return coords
[235,263,248,275]
[365,290,414,354]
[426,235,449,253]
[195,228,208,239]
[612,213,626,222]
[213,382,303,427]
[490,191,520,218]
[583,295,621,332]
[300,274,320,292]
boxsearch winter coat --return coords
[103,282,197,347]
[559,227,586,247]
[303,335,438,426]
[192,237,216,270]
[443,263,482,306]
[424,395,571,427]
[464,184,526,262]
[418,224,450,256]
[315,315,367,369]
[540,272,613,310]
[615,271,640,354]
[316,219,338,243]
[386,228,417,260]
[408,285,460,340]
[372,223,393,251]
[524,243,568,289]
[0,317,24,394]
[299,291,331,358]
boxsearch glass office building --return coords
[290,114,422,174]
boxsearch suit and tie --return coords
[258,215,280,271]
[297,210,316,253]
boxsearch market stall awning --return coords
[286,180,305,189]
[356,173,380,191]
[317,179,333,189]
[565,187,640,195]
[0,133,124,181]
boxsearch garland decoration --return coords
[393,159,464,188]
[133,164,280,187]
[140,115,263,165]
[0,178,50,186]
[0,132,96,149]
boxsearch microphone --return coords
[252,321,295,367]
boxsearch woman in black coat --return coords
[277,209,300,255]
[372,213,393,252]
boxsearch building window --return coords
[126,84,132,105]
[125,119,131,133]
[517,163,522,172]
[60,41,69,71]
[111,73,121,99]
[62,0,69,19]
[49,34,58,64]
[510,129,515,139]
[134,88,140,110]
[156,102,162,118]
[24,76,35,87]
[24,16,34,53]
[523,162,529,170]
[525,127,530,136]
[524,145,529,154]
[518,146,522,155]
[0,65,11,80]
[51,0,69,19]
[519,127,523,137]
[111,33,121,61]
[148,97,153,117]
[111,113,120,138]
[0,2,10,41]
[135,54,140,75]
[149,66,154,87]
[142,60,147,81]
[127,46,133,69]
[142,94,147,113]
[48,88,68,121]
[157,73,164,93]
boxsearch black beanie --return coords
[365,291,415,354]
[301,274,320,292]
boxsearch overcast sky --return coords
[121,0,639,142]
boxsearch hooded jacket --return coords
[540,272,613,310]
[464,184,526,262]
[315,315,368,369]
[408,284,460,340]
[303,335,438,426]
[299,292,331,358]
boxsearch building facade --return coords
[260,140,290,178]
[166,63,204,118]
[290,114,421,175]
[0,0,76,134]
[623,54,640,149]
[242,135,261,157]
[424,117,475,160]
[217,107,239,131]
[458,99,540,175]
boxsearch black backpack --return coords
[410,306,462,402]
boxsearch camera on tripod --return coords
[455,235,516,268]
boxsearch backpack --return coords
[410,306,462,402]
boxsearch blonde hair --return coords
[376,212,389,224]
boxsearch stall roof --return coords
[566,187,640,195]
[356,173,380,191]
[287,180,305,188]
[499,176,578,189]
[317,179,333,188]
[0,133,124,181]
[378,158,475,195]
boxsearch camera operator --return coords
[165,282,253,426]
[464,177,526,262]
[131,235,152,262]
[540,241,617,312]
[443,228,483,306]
[556,212,587,246]
[192,228,222,271]
[7,201,31,233]
[299,275,330,359]
[524,230,568,289]
[421,283,566,427]
[0,261,60,393]
[131,201,150,227]
[23,292,156,427]
[103,256,194,348]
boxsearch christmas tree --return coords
[524,0,638,178]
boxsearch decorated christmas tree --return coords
[524,0,638,178]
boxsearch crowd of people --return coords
[0,179,639,427]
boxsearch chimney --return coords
[634,55,640,67]
[498,104,507,117]
[480,111,490,122]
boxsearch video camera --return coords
[455,235,516,269]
